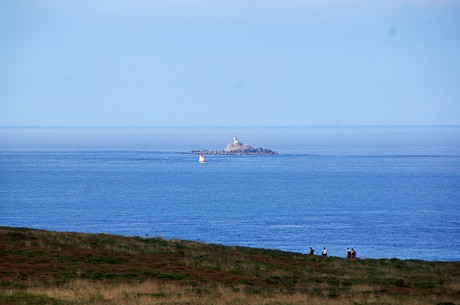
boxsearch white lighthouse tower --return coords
[233,136,242,146]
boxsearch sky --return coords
[0,0,459,127]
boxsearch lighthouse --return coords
[233,136,242,146]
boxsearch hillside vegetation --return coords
[0,226,459,305]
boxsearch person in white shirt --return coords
[346,248,352,258]
[321,247,327,257]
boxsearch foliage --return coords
[1,226,459,305]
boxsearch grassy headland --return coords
[0,226,458,305]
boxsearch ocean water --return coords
[1,127,459,261]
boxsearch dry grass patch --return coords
[6,279,460,305]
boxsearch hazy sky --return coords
[1,0,459,126]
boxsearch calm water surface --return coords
[1,127,459,261]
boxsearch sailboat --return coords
[199,154,206,163]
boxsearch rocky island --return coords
[192,136,278,155]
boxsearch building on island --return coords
[191,135,278,155]
[233,136,242,146]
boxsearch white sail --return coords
[199,154,206,163]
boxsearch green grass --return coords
[1,226,459,305]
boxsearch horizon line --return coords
[1,124,460,129]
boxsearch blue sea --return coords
[1,127,459,261]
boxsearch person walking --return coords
[321,247,327,257]
[351,248,356,258]
[309,247,315,255]
[346,248,352,259]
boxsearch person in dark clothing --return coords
[351,248,356,258]
[346,248,352,259]
[309,247,314,255]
